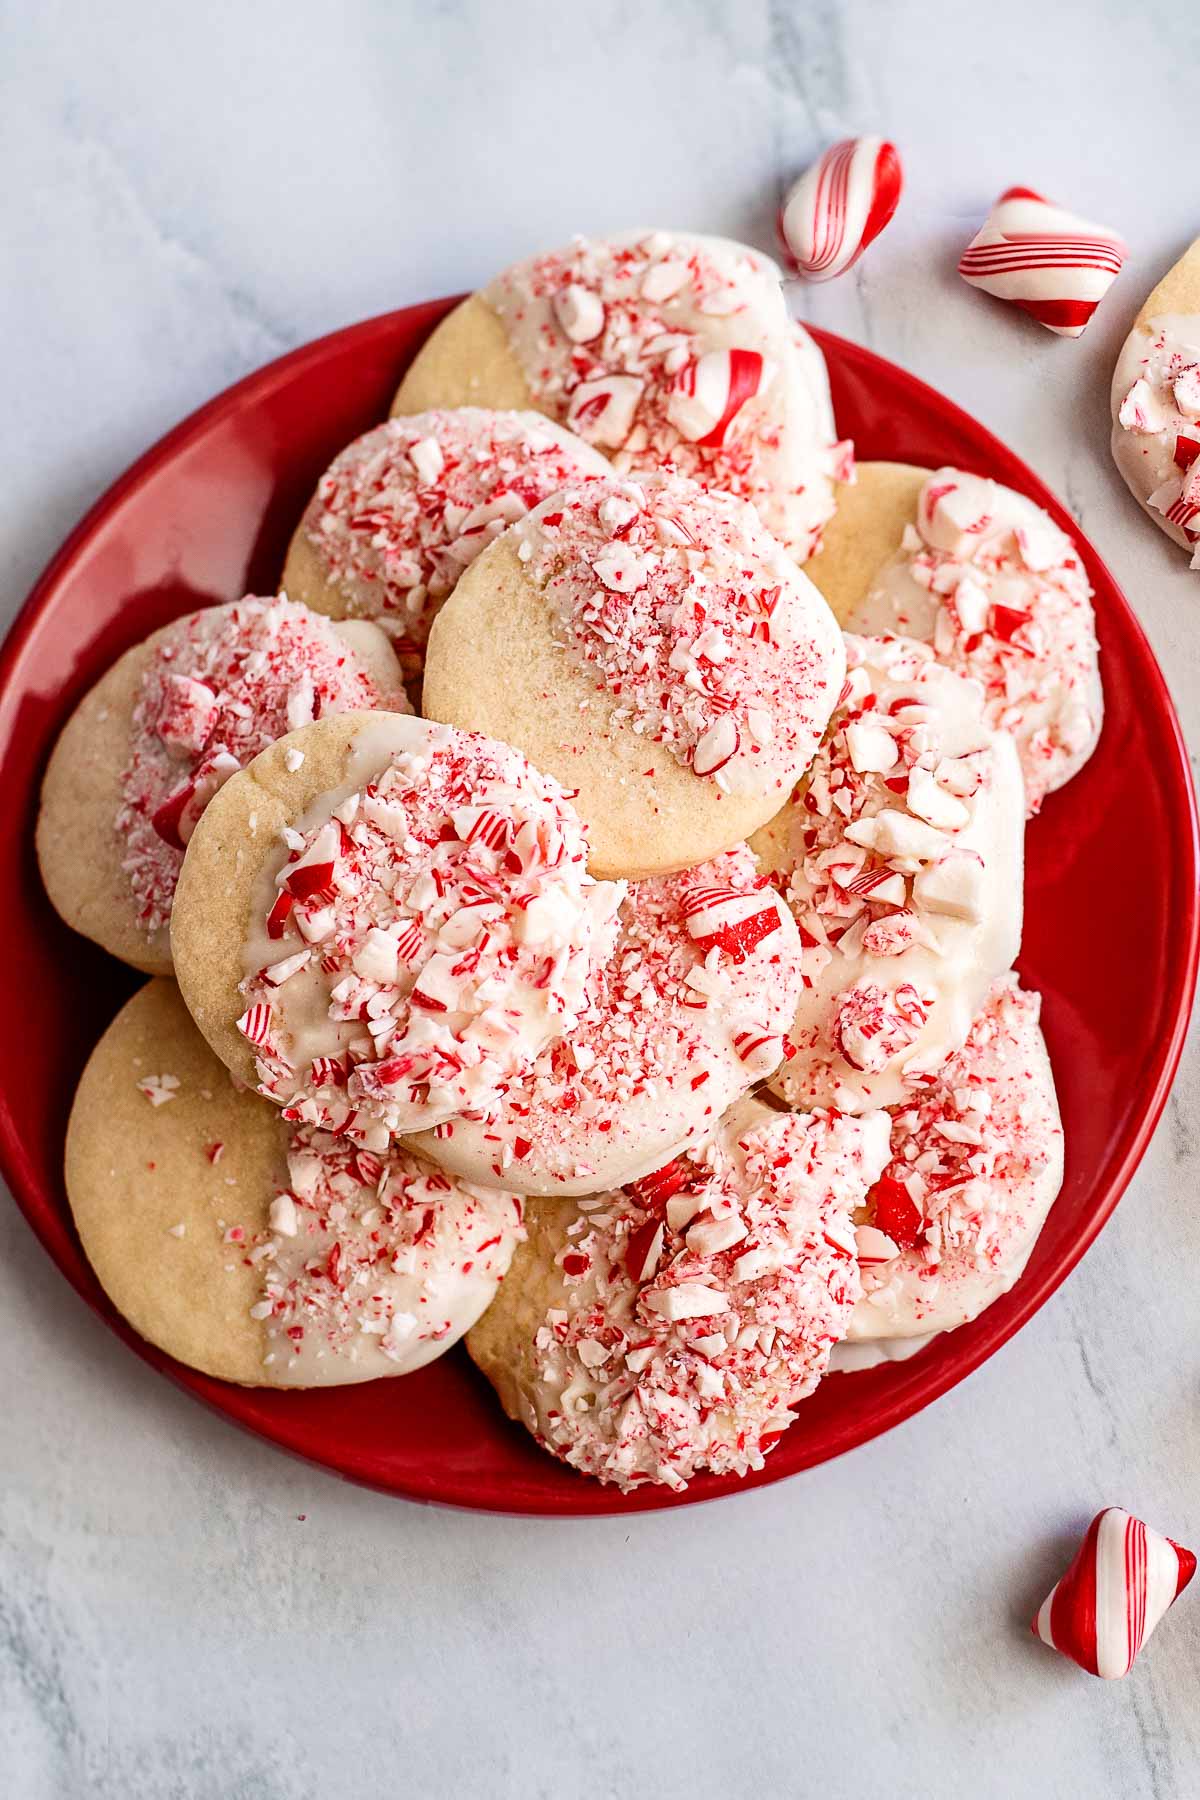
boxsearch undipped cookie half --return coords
[66,980,523,1385]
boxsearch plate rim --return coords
[2,300,1197,1516]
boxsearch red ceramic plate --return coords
[3,300,1196,1515]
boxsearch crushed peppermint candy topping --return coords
[484,1099,890,1491]
[239,1124,523,1382]
[514,472,845,797]
[297,408,608,680]
[849,469,1102,812]
[414,843,805,1195]
[847,975,1063,1341]
[484,230,847,559]
[768,634,1024,1113]
[137,1072,180,1106]
[1112,315,1200,571]
[239,719,625,1145]
[117,597,406,937]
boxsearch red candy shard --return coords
[866,1174,924,1250]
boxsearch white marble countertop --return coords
[4,3,1200,1795]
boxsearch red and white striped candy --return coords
[731,1025,787,1076]
[236,1002,274,1048]
[682,886,781,963]
[1032,1507,1195,1679]
[958,187,1126,339]
[666,349,773,447]
[778,137,903,283]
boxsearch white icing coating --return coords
[513,472,845,799]
[412,845,806,1195]
[845,974,1063,1343]
[239,714,624,1144]
[481,1098,891,1491]
[767,634,1024,1113]
[246,1126,523,1384]
[1110,313,1200,567]
[484,230,846,559]
[846,469,1102,811]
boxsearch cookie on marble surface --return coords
[466,1098,890,1492]
[1110,238,1200,567]
[37,596,406,975]
[66,980,522,1386]
[171,710,623,1142]
[809,462,1103,812]
[421,471,846,877]
[391,230,847,562]
[280,407,608,689]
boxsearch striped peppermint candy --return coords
[958,187,1126,338]
[666,349,775,448]
[778,136,903,283]
[1032,1507,1195,1679]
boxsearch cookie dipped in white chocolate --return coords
[171,712,625,1147]
[422,471,846,877]
[1111,239,1200,567]
[66,981,523,1386]
[758,634,1024,1114]
[467,1097,890,1492]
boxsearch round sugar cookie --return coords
[1110,238,1200,566]
[411,844,805,1195]
[66,980,522,1385]
[281,408,609,687]
[758,634,1025,1114]
[37,596,406,975]
[171,711,623,1145]
[392,230,847,561]
[421,471,846,878]
[844,974,1063,1346]
[810,463,1102,813]
[466,1098,890,1492]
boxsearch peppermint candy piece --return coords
[778,137,903,283]
[958,187,1126,338]
[1032,1508,1195,1678]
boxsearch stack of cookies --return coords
[42,230,1101,1493]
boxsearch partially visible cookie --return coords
[467,1098,890,1492]
[761,634,1025,1114]
[281,408,608,688]
[37,596,406,974]
[844,974,1063,1346]
[812,463,1103,812]
[171,711,624,1143]
[66,980,523,1386]
[392,230,848,561]
[422,471,846,877]
[1110,237,1200,566]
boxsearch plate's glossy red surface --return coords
[2,300,1196,1515]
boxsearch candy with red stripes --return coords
[1033,1507,1195,1678]
[958,187,1126,338]
[778,137,903,283]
